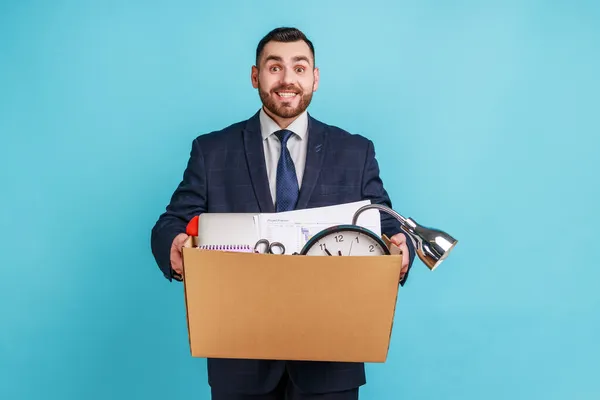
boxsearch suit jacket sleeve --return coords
[151,138,208,281]
[361,139,416,285]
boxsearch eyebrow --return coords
[263,55,311,65]
[263,55,283,64]
[292,55,311,64]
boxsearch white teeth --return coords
[277,92,297,98]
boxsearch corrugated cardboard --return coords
[181,237,403,363]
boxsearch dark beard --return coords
[258,83,313,119]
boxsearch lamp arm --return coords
[351,203,414,232]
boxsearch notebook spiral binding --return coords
[198,244,253,252]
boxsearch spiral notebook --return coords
[198,244,253,252]
[196,213,259,253]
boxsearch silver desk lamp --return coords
[352,204,458,270]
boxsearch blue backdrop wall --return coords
[1,1,599,399]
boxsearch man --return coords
[151,27,415,400]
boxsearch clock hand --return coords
[324,248,332,256]
[338,250,342,256]
[348,239,354,256]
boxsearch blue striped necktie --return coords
[275,129,299,212]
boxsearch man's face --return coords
[252,40,319,120]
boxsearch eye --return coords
[270,66,281,72]
[295,66,305,73]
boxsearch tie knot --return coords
[275,129,294,146]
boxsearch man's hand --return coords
[170,233,189,276]
[390,232,410,281]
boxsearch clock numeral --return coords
[335,234,344,242]
[320,243,327,251]
[369,245,375,253]
[355,237,359,243]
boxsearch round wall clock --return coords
[299,224,390,256]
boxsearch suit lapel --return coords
[296,115,327,210]
[243,112,276,213]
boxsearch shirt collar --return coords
[259,107,308,141]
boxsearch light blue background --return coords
[1,1,599,399]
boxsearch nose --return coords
[281,66,295,85]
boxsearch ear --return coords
[312,67,320,92]
[251,66,259,89]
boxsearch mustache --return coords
[272,85,302,94]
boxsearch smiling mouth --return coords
[275,91,298,99]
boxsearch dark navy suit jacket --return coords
[151,110,415,395]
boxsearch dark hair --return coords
[255,27,315,66]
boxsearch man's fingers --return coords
[170,233,188,274]
[390,233,407,246]
[170,248,183,273]
[391,234,410,282]
[399,254,408,281]
[400,243,409,269]
[174,233,189,249]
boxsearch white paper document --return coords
[256,200,381,255]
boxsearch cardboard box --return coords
[181,237,403,363]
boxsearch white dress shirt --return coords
[259,107,309,206]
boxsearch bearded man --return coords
[151,27,415,400]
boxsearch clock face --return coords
[300,225,390,256]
